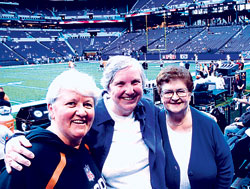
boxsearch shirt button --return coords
[175,166,178,170]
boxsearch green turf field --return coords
[0,61,249,107]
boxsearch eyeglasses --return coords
[161,88,188,98]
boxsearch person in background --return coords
[217,59,222,68]
[195,57,200,76]
[4,56,166,189]
[232,72,244,99]
[193,75,206,90]
[234,96,250,107]
[227,55,231,64]
[216,73,225,90]
[68,60,76,69]
[198,63,204,78]
[156,66,234,189]
[240,54,245,70]
[99,59,104,71]
[224,109,250,141]
[160,59,164,69]
[0,87,10,102]
[0,69,106,189]
[179,61,184,67]
[0,91,11,109]
[203,63,209,78]
[208,62,214,76]
[235,59,243,70]
[184,62,190,70]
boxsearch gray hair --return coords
[46,69,101,106]
[101,56,146,90]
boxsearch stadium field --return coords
[0,60,250,108]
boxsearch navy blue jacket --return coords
[159,106,234,189]
[85,98,166,189]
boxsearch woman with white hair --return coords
[0,69,106,188]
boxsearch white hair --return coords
[101,55,146,91]
[46,69,100,106]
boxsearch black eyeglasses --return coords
[161,88,188,98]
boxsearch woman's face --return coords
[48,88,95,146]
[108,66,143,116]
[160,79,191,114]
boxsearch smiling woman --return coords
[156,66,234,189]
[85,55,166,188]
[0,69,106,189]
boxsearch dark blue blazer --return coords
[159,106,234,189]
[85,98,166,189]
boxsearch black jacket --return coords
[0,127,106,189]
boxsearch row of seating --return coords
[0,24,249,63]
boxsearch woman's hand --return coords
[4,135,35,173]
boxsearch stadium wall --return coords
[145,53,241,61]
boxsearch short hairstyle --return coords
[101,56,146,90]
[156,65,194,94]
[46,69,100,106]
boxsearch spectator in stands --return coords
[0,69,106,188]
[0,87,10,102]
[232,72,245,99]
[156,66,233,189]
[224,109,250,141]
[0,125,13,173]
[3,56,166,189]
